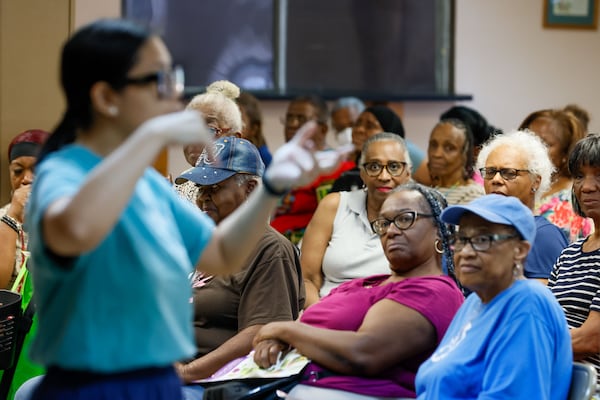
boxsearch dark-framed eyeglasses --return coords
[123,65,185,99]
[196,183,221,197]
[449,233,519,252]
[370,211,434,236]
[479,167,530,181]
[362,161,407,177]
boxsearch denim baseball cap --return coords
[176,137,265,185]
[440,194,536,244]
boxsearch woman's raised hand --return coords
[264,121,353,193]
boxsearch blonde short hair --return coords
[186,80,243,133]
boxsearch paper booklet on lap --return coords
[194,349,309,383]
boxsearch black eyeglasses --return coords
[370,211,434,236]
[450,233,519,252]
[479,167,530,181]
[123,65,184,99]
[362,161,407,177]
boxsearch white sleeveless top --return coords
[320,190,390,297]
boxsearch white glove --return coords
[263,121,353,194]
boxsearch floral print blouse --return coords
[536,188,593,243]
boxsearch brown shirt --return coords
[192,226,304,356]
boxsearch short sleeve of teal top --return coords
[25,145,215,372]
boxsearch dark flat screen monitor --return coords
[123,0,454,99]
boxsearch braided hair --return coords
[435,118,475,180]
[392,183,459,288]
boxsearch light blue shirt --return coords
[416,279,572,400]
[406,140,425,174]
[27,145,214,372]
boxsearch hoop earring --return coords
[513,262,523,278]
[434,239,444,254]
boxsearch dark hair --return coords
[38,19,152,163]
[440,105,500,148]
[290,95,328,124]
[392,183,458,283]
[237,92,265,147]
[568,133,600,217]
[363,105,405,138]
[8,129,50,161]
[435,118,476,180]
[519,109,585,178]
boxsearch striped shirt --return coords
[436,182,485,206]
[548,238,600,378]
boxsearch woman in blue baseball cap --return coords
[415,194,572,399]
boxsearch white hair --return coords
[186,80,243,132]
[476,129,555,202]
[359,132,412,173]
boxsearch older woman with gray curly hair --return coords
[476,129,568,283]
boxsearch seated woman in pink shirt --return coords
[253,183,464,399]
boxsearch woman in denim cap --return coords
[416,194,572,399]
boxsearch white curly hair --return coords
[186,80,243,133]
[476,129,555,203]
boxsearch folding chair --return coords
[568,362,598,400]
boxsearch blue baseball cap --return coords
[176,137,265,185]
[440,194,536,244]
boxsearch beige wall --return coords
[0,0,119,204]
[452,0,600,137]
[0,0,68,204]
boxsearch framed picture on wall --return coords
[544,0,598,29]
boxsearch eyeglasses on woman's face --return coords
[449,233,519,252]
[371,210,434,236]
[362,161,407,177]
[123,65,185,99]
[479,167,530,181]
